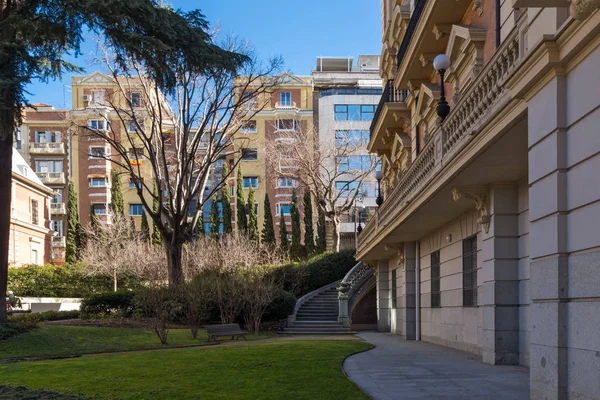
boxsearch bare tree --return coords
[267,126,378,252]
[81,213,167,290]
[74,39,283,285]
[239,264,280,334]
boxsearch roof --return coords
[12,149,55,196]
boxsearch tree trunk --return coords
[113,268,118,292]
[165,240,184,285]
[331,216,341,253]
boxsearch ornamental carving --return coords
[472,0,483,17]
[451,187,490,233]
[569,0,600,20]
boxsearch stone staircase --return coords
[281,286,352,335]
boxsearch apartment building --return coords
[235,74,314,241]
[17,105,69,263]
[312,56,382,249]
[358,1,599,399]
[9,149,55,265]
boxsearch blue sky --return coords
[25,0,381,108]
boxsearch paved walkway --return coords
[344,332,529,400]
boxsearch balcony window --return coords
[243,176,258,189]
[35,160,63,173]
[88,119,106,130]
[241,120,257,133]
[334,104,377,121]
[278,177,297,188]
[52,189,64,204]
[89,146,110,159]
[89,177,108,187]
[280,92,292,107]
[276,203,291,216]
[276,119,298,131]
[92,203,108,215]
[241,149,258,161]
[51,220,64,236]
[129,204,143,217]
[30,199,39,225]
[130,91,142,107]
[128,147,145,160]
[35,130,61,143]
[91,90,105,106]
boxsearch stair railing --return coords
[287,280,339,327]
[337,262,375,327]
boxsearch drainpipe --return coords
[496,0,501,48]
[415,241,421,341]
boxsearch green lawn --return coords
[0,326,274,359]
[0,341,372,400]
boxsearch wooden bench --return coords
[205,323,248,342]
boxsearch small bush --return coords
[80,290,136,318]
[0,322,34,341]
[10,310,80,323]
[263,290,296,321]
[134,287,183,344]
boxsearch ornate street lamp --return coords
[433,54,451,121]
[356,203,365,235]
[375,170,384,207]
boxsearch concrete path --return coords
[344,332,529,400]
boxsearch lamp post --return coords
[354,202,365,249]
[433,54,451,121]
[375,170,384,207]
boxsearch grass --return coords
[0,325,275,359]
[0,341,372,400]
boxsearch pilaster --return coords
[376,259,391,332]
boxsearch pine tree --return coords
[141,212,150,242]
[151,185,162,246]
[194,215,205,239]
[316,206,327,253]
[110,169,124,217]
[290,190,301,259]
[65,180,80,264]
[236,168,247,233]
[261,194,276,247]
[279,208,289,253]
[221,164,233,235]
[209,198,220,239]
[247,186,258,242]
[303,191,315,255]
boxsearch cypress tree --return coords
[141,212,150,242]
[194,215,205,239]
[290,190,301,259]
[110,169,124,217]
[247,186,258,242]
[261,194,276,247]
[209,198,220,239]
[303,191,315,255]
[221,164,233,234]
[316,206,327,253]
[65,180,80,264]
[151,185,162,245]
[235,168,247,232]
[279,208,289,253]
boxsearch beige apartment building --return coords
[9,149,55,266]
[358,1,600,399]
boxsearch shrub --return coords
[263,290,296,321]
[8,263,142,298]
[0,385,85,400]
[80,290,136,318]
[0,322,33,341]
[10,310,80,323]
[134,287,183,344]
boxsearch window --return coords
[130,91,142,107]
[335,130,370,147]
[89,146,109,158]
[88,119,105,130]
[129,204,143,217]
[31,249,38,265]
[91,90,105,106]
[92,203,107,215]
[15,127,21,149]
[280,92,291,106]
[391,269,397,308]
[230,185,235,197]
[128,147,144,160]
[129,177,144,189]
[462,236,478,307]
[89,177,108,187]
[242,91,255,109]
[243,177,259,189]
[128,120,144,133]
[336,155,373,172]
[241,149,258,161]
[334,104,377,121]
[51,220,64,236]
[276,119,298,131]
[278,177,297,188]
[336,181,359,195]
[276,203,292,216]
[431,250,441,308]
[52,189,64,204]
[246,202,259,216]
[30,199,38,225]
[35,130,61,143]
[241,120,257,133]
[35,160,63,173]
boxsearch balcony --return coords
[51,236,66,248]
[50,202,66,215]
[274,101,298,110]
[37,172,66,185]
[29,142,65,154]
[368,80,409,154]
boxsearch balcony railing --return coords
[274,101,297,110]
[359,22,523,254]
[370,80,408,135]
[29,142,65,154]
[37,172,65,185]
[50,203,66,215]
[397,0,427,68]
[51,236,66,248]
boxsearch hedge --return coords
[9,310,80,323]
[8,264,142,298]
[80,290,136,318]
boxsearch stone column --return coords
[376,259,391,332]
[480,185,521,365]
[399,242,417,340]
[528,75,568,400]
